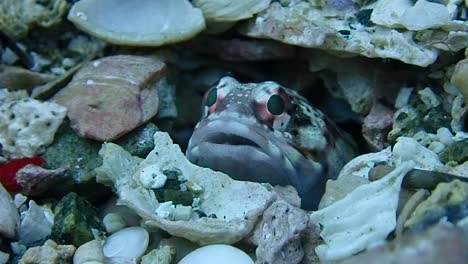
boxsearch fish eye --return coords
[205,87,217,107]
[267,94,285,115]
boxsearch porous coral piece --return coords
[240,1,439,66]
[18,239,75,264]
[52,55,165,141]
[0,96,67,159]
[252,201,308,264]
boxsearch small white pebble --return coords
[139,165,167,189]
[13,193,28,209]
[395,87,413,109]
[436,127,454,146]
[155,201,175,219]
[173,205,193,221]
[428,141,446,154]
[179,244,254,264]
[418,87,441,108]
[103,213,127,234]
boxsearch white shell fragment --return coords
[310,161,415,262]
[371,0,450,31]
[103,226,149,262]
[179,244,254,264]
[0,183,19,239]
[18,201,54,247]
[68,0,205,46]
[95,132,275,245]
[73,240,105,264]
[193,0,271,22]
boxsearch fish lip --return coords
[187,118,282,159]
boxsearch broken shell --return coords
[68,0,205,46]
[52,55,166,141]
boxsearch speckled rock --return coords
[0,183,19,239]
[52,55,166,141]
[251,201,308,264]
[340,223,468,264]
[51,192,103,247]
[19,240,75,264]
[0,95,67,159]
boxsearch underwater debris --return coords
[52,55,165,141]
[0,183,19,239]
[68,0,206,46]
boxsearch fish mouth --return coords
[186,118,293,185]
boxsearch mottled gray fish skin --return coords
[186,77,357,209]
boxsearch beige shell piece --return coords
[67,0,206,46]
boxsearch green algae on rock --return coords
[51,192,104,247]
[439,139,468,164]
[68,0,205,46]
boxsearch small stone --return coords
[318,174,370,209]
[139,165,167,189]
[15,165,67,196]
[113,122,158,158]
[18,240,75,264]
[52,55,166,141]
[0,251,9,264]
[0,65,53,91]
[103,213,126,234]
[0,183,19,239]
[173,205,193,221]
[73,240,105,264]
[340,223,468,264]
[439,139,468,164]
[253,201,308,264]
[51,192,103,247]
[395,87,413,109]
[179,245,254,264]
[362,102,394,150]
[451,58,468,104]
[141,245,175,264]
[418,87,441,108]
[437,127,455,146]
[428,141,446,154]
[103,227,149,262]
[405,180,468,228]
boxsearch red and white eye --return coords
[253,83,291,129]
[202,77,233,116]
